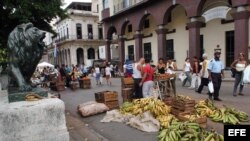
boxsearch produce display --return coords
[196,99,249,124]
[120,98,176,128]
[154,73,175,81]
[120,98,171,116]
[176,95,192,101]
[182,114,204,121]
[158,121,224,141]
[195,99,216,117]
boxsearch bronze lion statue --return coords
[7,23,46,91]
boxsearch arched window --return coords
[87,48,95,59]
[77,48,84,65]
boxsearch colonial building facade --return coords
[47,1,106,67]
[99,0,250,68]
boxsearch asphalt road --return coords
[59,77,250,141]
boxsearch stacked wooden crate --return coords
[171,98,196,116]
[95,91,119,109]
[122,77,134,90]
[80,78,91,89]
[122,88,133,102]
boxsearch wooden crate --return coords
[178,112,207,128]
[104,100,119,110]
[83,79,91,89]
[123,77,134,85]
[70,81,79,90]
[173,99,195,111]
[56,85,65,91]
[95,91,118,103]
[163,96,174,106]
[122,88,133,102]
[171,108,195,116]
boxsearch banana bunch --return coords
[156,114,178,128]
[195,99,216,116]
[176,95,192,101]
[209,107,248,124]
[120,98,171,117]
[202,130,224,141]
[158,121,224,141]
[226,107,249,122]
[158,121,202,141]
[183,114,202,121]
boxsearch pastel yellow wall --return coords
[165,5,189,69]
[201,19,234,65]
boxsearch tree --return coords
[0,0,67,66]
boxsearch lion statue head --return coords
[7,23,46,91]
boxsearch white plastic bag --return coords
[93,72,96,77]
[208,81,214,93]
[100,76,103,84]
[243,65,250,83]
[178,72,187,82]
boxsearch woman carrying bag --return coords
[231,53,248,96]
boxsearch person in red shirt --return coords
[140,59,155,97]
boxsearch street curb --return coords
[66,112,110,141]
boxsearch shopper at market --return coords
[133,58,145,98]
[196,53,209,94]
[182,58,192,87]
[95,65,101,85]
[140,59,154,97]
[157,58,166,74]
[189,56,201,89]
[105,64,112,86]
[124,59,133,77]
[231,53,248,96]
[208,50,224,101]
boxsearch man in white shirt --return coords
[132,58,145,98]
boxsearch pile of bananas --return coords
[156,115,178,128]
[202,129,224,141]
[196,99,249,124]
[120,98,173,128]
[158,121,224,141]
[210,107,248,124]
[195,99,217,116]
[120,98,171,116]
[176,95,192,101]
[183,114,203,121]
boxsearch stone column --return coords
[134,31,143,61]
[105,40,111,61]
[118,35,125,71]
[187,19,203,59]
[155,25,167,60]
[232,7,250,60]
[118,35,125,64]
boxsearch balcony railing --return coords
[113,0,144,14]
[54,34,104,43]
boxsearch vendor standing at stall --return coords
[140,59,155,97]
[157,58,166,74]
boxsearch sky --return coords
[63,0,92,8]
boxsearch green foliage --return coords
[0,0,67,61]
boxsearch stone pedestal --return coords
[0,94,69,141]
[0,90,8,106]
